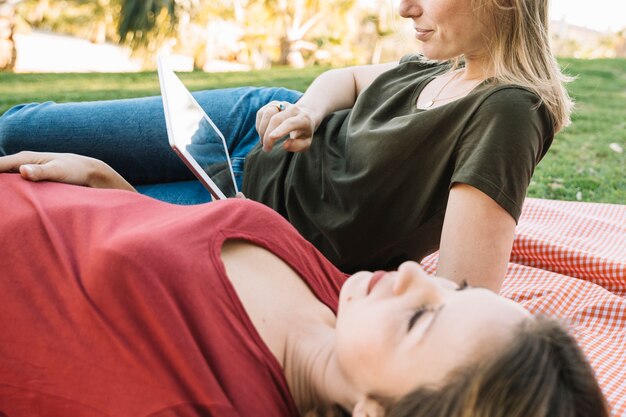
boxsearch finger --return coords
[262,113,294,151]
[289,129,308,140]
[21,160,75,184]
[256,107,272,140]
[0,155,23,173]
[19,164,42,181]
[282,129,311,152]
[282,137,312,153]
[257,110,275,145]
[256,102,283,143]
[263,102,297,133]
[0,151,46,173]
[255,106,264,131]
[267,116,310,144]
[18,162,58,182]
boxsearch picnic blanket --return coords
[422,198,626,416]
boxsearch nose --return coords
[398,0,423,19]
[392,261,437,296]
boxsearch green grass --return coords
[0,66,327,108]
[1,59,624,203]
[525,59,625,204]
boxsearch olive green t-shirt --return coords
[243,55,554,273]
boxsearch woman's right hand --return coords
[254,64,397,153]
[0,151,136,192]
[255,102,321,153]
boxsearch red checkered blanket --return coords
[422,198,626,416]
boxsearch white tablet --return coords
[157,57,238,200]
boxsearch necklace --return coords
[421,71,483,109]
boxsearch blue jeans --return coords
[0,87,302,204]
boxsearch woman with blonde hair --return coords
[0,0,572,292]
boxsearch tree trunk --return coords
[278,36,289,65]
[0,7,16,71]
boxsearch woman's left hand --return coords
[0,151,136,192]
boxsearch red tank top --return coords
[0,174,346,417]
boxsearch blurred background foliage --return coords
[1,0,405,70]
[2,0,622,72]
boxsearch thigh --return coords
[0,97,190,184]
[135,181,213,205]
[0,87,302,187]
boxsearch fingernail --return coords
[21,165,34,176]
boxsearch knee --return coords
[235,86,301,106]
[269,87,303,104]
[0,104,35,156]
[0,110,18,156]
[249,87,302,106]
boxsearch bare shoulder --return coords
[221,240,334,362]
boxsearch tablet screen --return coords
[159,59,238,199]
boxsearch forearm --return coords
[0,151,137,192]
[295,68,359,128]
[296,62,397,127]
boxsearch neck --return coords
[283,325,358,415]
[461,53,495,80]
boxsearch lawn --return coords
[1,59,624,204]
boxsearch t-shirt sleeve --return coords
[451,87,554,222]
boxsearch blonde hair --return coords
[455,0,574,133]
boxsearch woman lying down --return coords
[0,172,608,417]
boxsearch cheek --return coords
[338,272,368,303]
[432,1,476,37]
[335,305,399,367]
[430,1,457,25]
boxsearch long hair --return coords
[387,316,609,417]
[456,0,574,133]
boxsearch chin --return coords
[420,47,454,62]
[421,51,445,61]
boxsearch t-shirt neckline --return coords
[411,66,490,112]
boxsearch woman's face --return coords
[398,0,491,61]
[334,261,529,399]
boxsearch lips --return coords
[413,28,434,41]
[367,271,386,295]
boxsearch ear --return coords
[352,397,385,417]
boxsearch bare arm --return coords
[436,184,516,292]
[0,151,136,192]
[257,62,398,152]
[296,62,399,122]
